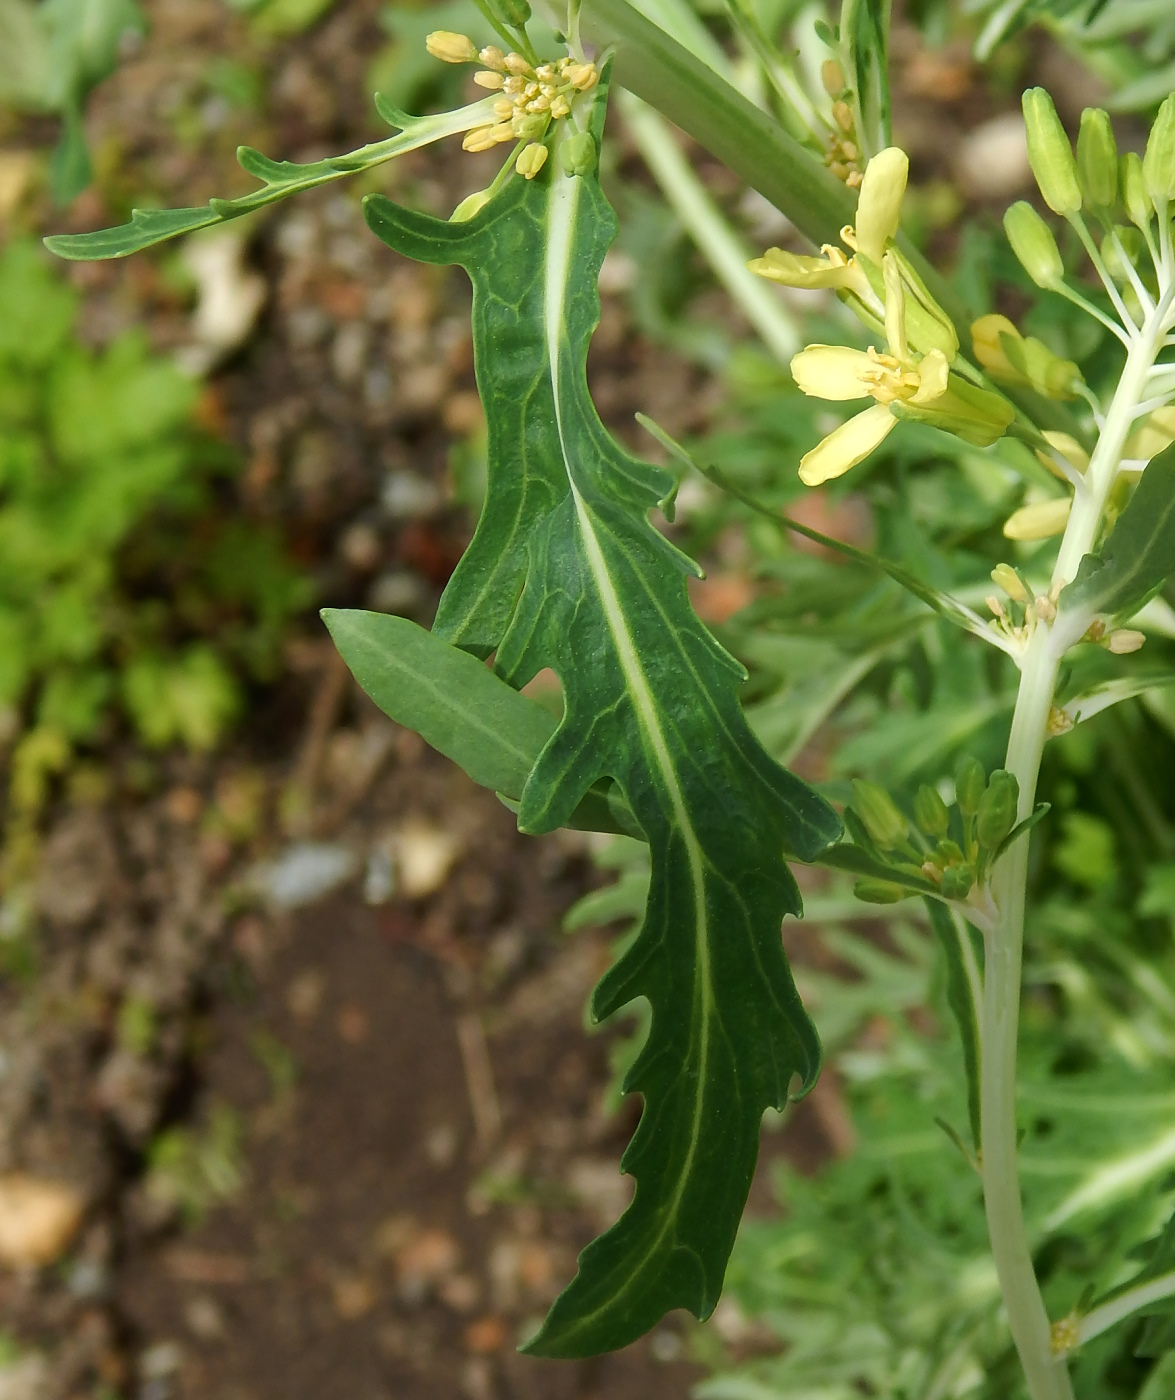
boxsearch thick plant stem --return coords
[982,309,1171,1400]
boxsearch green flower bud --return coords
[914,784,950,838]
[1143,93,1175,204]
[491,0,532,24]
[940,865,974,900]
[1023,88,1081,216]
[450,189,491,222]
[1121,152,1154,230]
[1077,108,1118,212]
[850,779,907,850]
[935,839,964,866]
[560,130,597,178]
[513,113,549,142]
[1004,201,1064,289]
[854,878,908,905]
[977,769,1020,851]
[955,756,986,816]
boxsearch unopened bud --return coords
[512,113,548,141]
[850,779,907,850]
[970,313,1080,399]
[504,52,533,75]
[473,70,505,90]
[563,62,599,92]
[1004,201,1064,289]
[914,785,950,838]
[822,60,846,96]
[1038,430,1089,477]
[940,864,974,900]
[450,189,491,222]
[491,0,532,24]
[955,757,985,816]
[977,770,1019,851]
[853,878,908,905]
[1121,152,1154,230]
[1003,497,1072,540]
[426,31,478,64]
[855,147,908,263]
[479,46,507,71]
[516,141,548,179]
[991,563,1029,602]
[936,839,964,866]
[1077,108,1118,211]
[1023,88,1081,215]
[560,130,597,178]
[1107,629,1146,654]
[1143,93,1175,204]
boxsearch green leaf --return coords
[323,608,639,837]
[638,414,1014,657]
[924,899,982,1149]
[993,800,1051,862]
[43,98,496,259]
[1058,674,1175,729]
[1058,444,1175,641]
[362,67,840,1357]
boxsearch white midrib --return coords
[544,169,714,1257]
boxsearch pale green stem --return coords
[982,297,1173,1400]
[1069,214,1139,335]
[618,91,802,363]
[1076,1269,1175,1347]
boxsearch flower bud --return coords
[1077,108,1118,212]
[940,864,974,900]
[479,46,507,71]
[935,839,964,866]
[1003,497,1072,540]
[560,130,597,178]
[970,314,1081,399]
[977,770,1019,851]
[450,189,491,222]
[941,862,980,896]
[1121,152,1153,230]
[491,0,532,24]
[516,142,549,180]
[955,757,985,816]
[1004,201,1064,289]
[1023,88,1081,215]
[426,30,478,64]
[914,784,950,838]
[473,70,505,89]
[822,60,846,97]
[1107,629,1146,654]
[1143,93,1175,204]
[991,563,1029,602]
[850,779,907,850]
[853,878,908,905]
[512,113,549,141]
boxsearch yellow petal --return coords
[790,345,878,401]
[799,404,896,486]
[749,248,855,289]
[912,348,950,403]
[1002,497,1072,541]
[855,147,909,263]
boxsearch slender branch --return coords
[1109,227,1155,316]
[1069,213,1139,335]
[1075,1270,1175,1347]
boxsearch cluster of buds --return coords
[847,761,1020,907]
[425,31,599,181]
[821,62,863,189]
[985,562,1061,651]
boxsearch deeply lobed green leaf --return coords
[357,68,840,1355]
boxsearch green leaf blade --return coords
[363,70,840,1357]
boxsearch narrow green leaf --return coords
[1058,444,1175,639]
[1059,674,1175,729]
[638,415,1013,656]
[924,899,982,1149]
[321,609,555,799]
[993,801,1051,862]
[44,98,495,259]
[363,67,840,1357]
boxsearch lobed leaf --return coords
[360,66,841,1356]
[44,99,496,260]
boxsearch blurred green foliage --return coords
[0,240,309,790]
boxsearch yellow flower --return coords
[749,146,908,302]
[788,254,1012,485]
